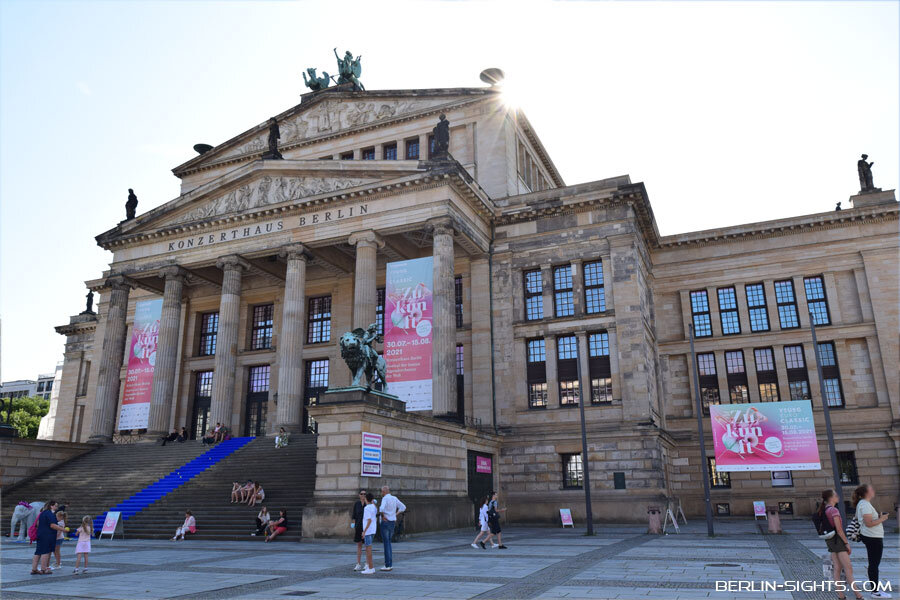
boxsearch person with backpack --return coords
[853,484,891,598]
[30,500,67,575]
[485,491,508,549]
[816,490,863,600]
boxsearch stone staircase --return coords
[124,435,318,541]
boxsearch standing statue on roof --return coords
[125,189,138,221]
[334,48,364,91]
[262,117,283,160]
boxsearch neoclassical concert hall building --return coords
[45,76,899,524]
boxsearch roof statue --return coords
[125,188,138,221]
[261,117,283,160]
[302,67,330,92]
[431,113,450,160]
[334,48,364,91]
[81,290,95,315]
[857,154,879,193]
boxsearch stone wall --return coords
[0,439,96,490]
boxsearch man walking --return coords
[378,485,406,571]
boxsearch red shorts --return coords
[273,526,287,535]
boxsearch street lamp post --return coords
[688,324,715,537]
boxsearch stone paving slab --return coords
[0,566,116,583]
[231,577,503,599]
[214,553,366,572]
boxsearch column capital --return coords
[278,243,311,263]
[158,265,188,282]
[426,217,454,237]
[215,255,251,272]
[347,229,384,249]
[102,274,137,293]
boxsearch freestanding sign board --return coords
[384,257,433,411]
[559,508,574,528]
[118,299,162,430]
[99,511,124,540]
[361,432,383,478]
[709,400,821,472]
[753,501,767,519]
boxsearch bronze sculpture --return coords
[339,323,387,390]
[125,189,138,220]
[262,117,283,160]
[857,154,877,192]
[302,67,330,91]
[82,290,95,314]
[432,114,450,159]
[334,48,364,90]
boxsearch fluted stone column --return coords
[210,256,248,429]
[429,218,456,416]
[88,276,133,443]
[348,230,383,329]
[146,266,186,437]
[276,244,309,433]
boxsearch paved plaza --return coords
[1,521,897,600]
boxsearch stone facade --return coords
[0,439,95,489]
[46,80,899,525]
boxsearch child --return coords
[74,516,92,574]
[52,511,67,570]
[471,496,491,549]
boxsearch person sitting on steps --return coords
[265,510,288,542]
[248,482,265,508]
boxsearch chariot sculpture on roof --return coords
[334,48,364,91]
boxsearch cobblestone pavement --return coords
[1,520,896,600]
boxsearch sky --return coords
[0,0,897,381]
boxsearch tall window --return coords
[303,359,329,434]
[405,138,419,160]
[584,260,606,314]
[307,296,332,344]
[523,269,544,321]
[690,290,712,337]
[562,453,583,489]
[588,331,612,404]
[553,265,574,317]
[526,338,547,409]
[774,280,799,329]
[708,457,731,488]
[245,365,270,436]
[376,288,385,336]
[725,350,749,403]
[804,276,830,326]
[717,287,741,335]
[456,344,465,416]
[192,370,213,439]
[428,134,435,158]
[836,451,858,485]
[199,312,219,356]
[745,284,770,332]
[754,348,779,402]
[383,143,397,160]
[557,335,579,406]
[697,352,719,410]
[784,345,810,400]
[248,365,270,392]
[361,147,375,160]
[455,276,464,328]
[817,342,844,407]
[250,304,274,350]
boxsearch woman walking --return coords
[471,495,491,549]
[30,500,66,575]
[819,490,863,600]
[853,484,891,598]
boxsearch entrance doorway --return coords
[467,450,494,518]
[244,365,270,437]
[190,371,213,440]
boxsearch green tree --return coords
[0,396,50,438]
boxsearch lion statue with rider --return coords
[340,322,387,390]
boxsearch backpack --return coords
[28,518,38,543]
[846,516,861,542]
[811,506,835,539]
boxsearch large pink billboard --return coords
[384,257,433,411]
[709,400,821,472]
[118,298,162,430]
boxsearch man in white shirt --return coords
[360,493,377,575]
[378,486,406,571]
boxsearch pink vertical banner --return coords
[118,298,162,430]
[384,257,433,411]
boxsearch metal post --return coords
[809,314,847,524]
[575,343,594,535]
[688,324,715,537]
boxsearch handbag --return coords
[846,516,861,542]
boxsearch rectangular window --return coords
[588,331,612,404]
[754,348,780,401]
[690,290,712,337]
[376,288,385,336]
[455,275,463,328]
[758,383,779,402]
[195,371,213,397]
[709,457,731,488]
[745,284,770,332]
[303,359,329,433]
[456,344,464,376]
[818,341,843,407]
[553,265,574,317]
[526,338,547,409]
[428,134,435,158]
[199,312,219,356]
[584,260,606,314]
[307,296,332,344]
[774,280,800,329]
[557,335,579,406]
[383,143,397,160]
[405,138,419,160]
[716,503,731,516]
[836,451,858,485]
[725,350,749,403]
[754,348,775,371]
[778,502,794,515]
[248,365,270,393]
[340,151,354,160]
[784,345,805,369]
[361,147,375,160]
[804,276,830,326]
[456,344,464,416]
[717,287,741,335]
[250,304,274,350]
[523,269,544,321]
[562,453,583,489]
[784,344,811,400]
[771,471,793,487]
[557,335,577,360]
[697,352,719,410]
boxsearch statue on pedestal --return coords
[125,189,138,221]
[262,117,283,160]
[339,322,387,390]
[432,114,450,159]
[857,154,878,192]
[302,68,330,91]
[81,290,95,315]
[334,48,364,90]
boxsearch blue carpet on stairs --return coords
[93,437,254,533]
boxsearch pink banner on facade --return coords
[118,298,162,430]
[709,400,821,472]
[384,257,433,411]
[476,456,492,474]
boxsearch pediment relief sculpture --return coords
[171,175,372,225]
